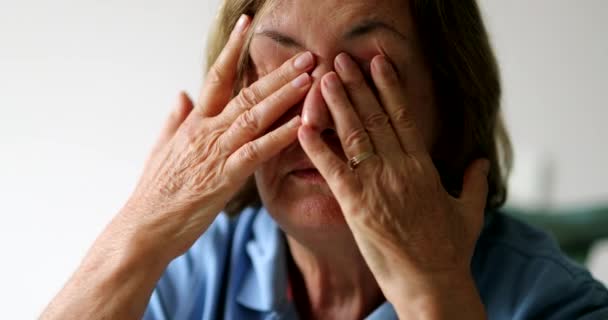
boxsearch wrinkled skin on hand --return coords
[122,16,317,259]
[297,52,490,312]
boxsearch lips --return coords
[290,169,325,184]
[282,133,343,184]
[289,160,326,183]
[289,160,316,172]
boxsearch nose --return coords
[302,64,335,132]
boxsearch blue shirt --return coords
[143,207,608,319]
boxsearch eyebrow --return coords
[255,19,408,49]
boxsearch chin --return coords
[289,193,346,225]
[258,177,350,233]
[255,155,355,239]
[273,192,353,245]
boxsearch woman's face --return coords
[251,0,438,236]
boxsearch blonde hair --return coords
[205,0,513,215]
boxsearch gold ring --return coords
[348,151,375,171]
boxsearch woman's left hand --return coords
[298,53,490,319]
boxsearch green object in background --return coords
[504,205,608,264]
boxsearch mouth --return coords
[289,166,326,184]
[284,133,343,185]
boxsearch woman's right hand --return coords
[120,15,315,260]
[41,14,315,320]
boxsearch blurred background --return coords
[1,0,607,317]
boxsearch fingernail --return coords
[334,53,353,73]
[323,73,339,89]
[294,52,314,70]
[292,73,311,88]
[234,15,250,34]
[374,56,396,79]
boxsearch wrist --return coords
[42,221,171,319]
[119,193,218,260]
[80,216,171,288]
[384,270,486,320]
[110,205,187,268]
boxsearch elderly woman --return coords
[42,0,608,319]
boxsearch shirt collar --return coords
[236,207,398,319]
[236,207,290,313]
[366,302,398,320]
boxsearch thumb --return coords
[156,92,194,147]
[460,158,491,216]
[147,91,194,163]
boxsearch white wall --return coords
[0,0,606,318]
[480,1,608,207]
[0,0,222,317]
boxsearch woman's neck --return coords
[286,235,384,320]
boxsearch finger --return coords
[320,72,375,160]
[220,51,315,123]
[298,125,360,197]
[153,91,194,152]
[459,158,491,230]
[226,115,301,180]
[220,73,312,153]
[371,55,427,154]
[197,14,251,117]
[334,53,401,154]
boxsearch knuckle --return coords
[390,107,416,129]
[344,127,370,148]
[239,141,261,163]
[275,66,293,85]
[237,86,261,109]
[179,120,221,154]
[235,109,260,135]
[363,112,390,130]
[263,127,282,144]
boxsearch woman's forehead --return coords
[249,0,418,72]
[257,0,412,38]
